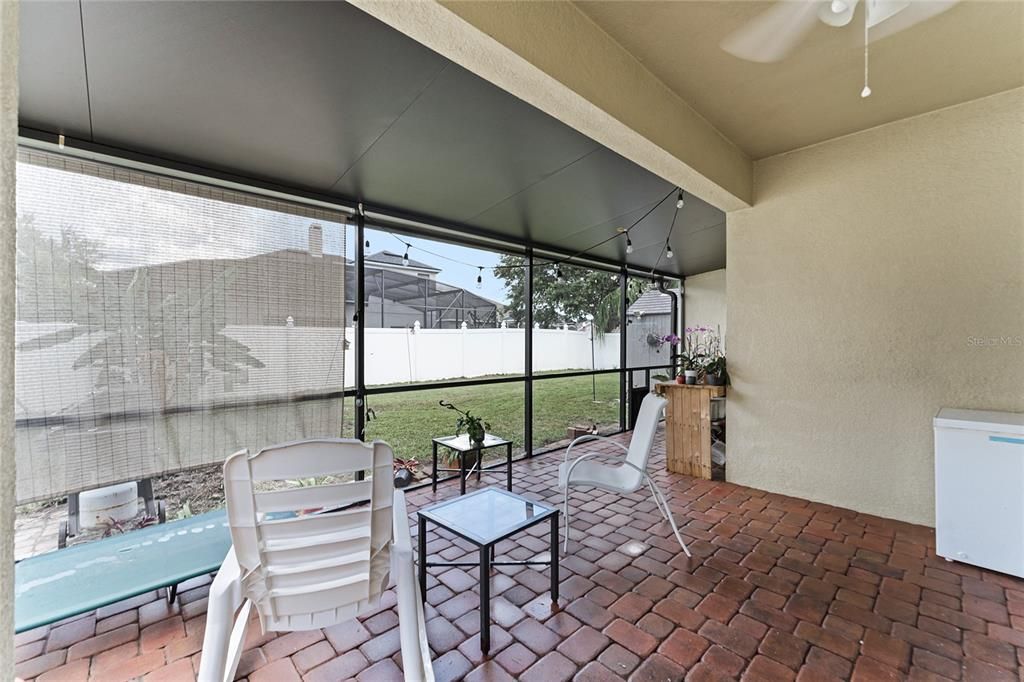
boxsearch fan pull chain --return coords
[861,4,872,98]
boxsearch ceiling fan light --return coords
[818,0,857,26]
[861,85,872,98]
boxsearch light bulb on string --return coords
[476,266,483,289]
[666,244,674,260]
[625,235,634,255]
[402,248,410,267]
[364,239,370,249]
[676,190,685,209]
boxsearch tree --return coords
[16,215,101,322]
[17,223,264,400]
[493,255,654,332]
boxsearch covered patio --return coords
[14,428,1022,682]
[3,1,1023,681]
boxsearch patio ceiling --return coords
[17,1,726,278]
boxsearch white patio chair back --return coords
[622,393,668,488]
[223,438,393,632]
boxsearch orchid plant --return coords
[661,326,725,378]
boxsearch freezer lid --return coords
[934,408,1024,435]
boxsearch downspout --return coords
[657,277,682,377]
[655,276,679,333]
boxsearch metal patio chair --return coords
[559,393,692,556]
[198,439,433,682]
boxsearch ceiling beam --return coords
[351,0,752,212]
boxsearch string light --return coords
[652,186,683,273]
[359,187,678,284]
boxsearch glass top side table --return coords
[417,487,559,654]
[431,433,513,495]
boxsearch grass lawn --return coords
[360,374,621,463]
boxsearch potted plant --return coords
[681,327,709,384]
[439,400,490,446]
[702,327,728,386]
[394,458,418,489]
[704,355,728,385]
[682,356,702,385]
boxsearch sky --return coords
[357,227,509,305]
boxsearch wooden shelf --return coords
[655,382,726,480]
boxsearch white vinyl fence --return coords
[358,323,620,385]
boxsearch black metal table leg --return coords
[432,442,438,493]
[460,452,467,495]
[476,448,482,482]
[506,443,513,490]
[480,544,491,654]
[418,515,427,603]
[550,513,560,602]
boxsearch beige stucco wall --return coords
[727,88,1024,526]
[684,268,727,344]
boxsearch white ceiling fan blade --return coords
[720,1,823,63]
[868,0,959,41]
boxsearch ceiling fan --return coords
[721,0,959,97]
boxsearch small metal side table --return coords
[417,487,559,654]
[431,433,513,495]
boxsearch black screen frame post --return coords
[618,266,628,430]
[524,248,534,458]
[355,207,367,443]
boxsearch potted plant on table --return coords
[704,355,728,385]
[439,400,489,445]
[702,327,728,386]
[680,327,709,384]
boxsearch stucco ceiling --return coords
[575,1,1024,159]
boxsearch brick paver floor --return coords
[14,428,1024,681]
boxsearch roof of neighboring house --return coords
[627,288,677,316]
[365,250,440,272]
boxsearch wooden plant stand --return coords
[655,382,726,480]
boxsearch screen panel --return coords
[14,150,348,503]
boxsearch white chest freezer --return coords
[934,408,1024,578]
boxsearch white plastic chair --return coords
[559,393,691,557]
[198,439,433,682]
